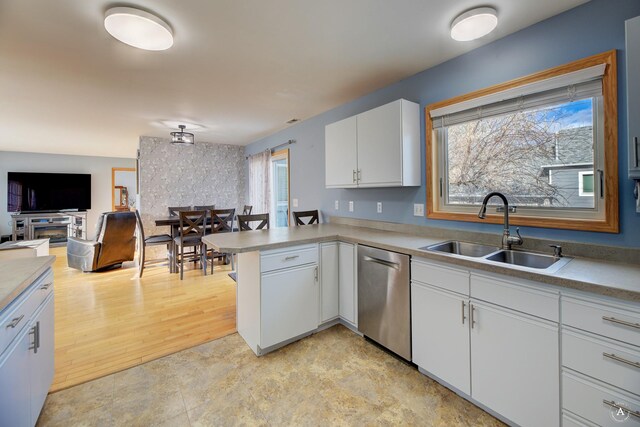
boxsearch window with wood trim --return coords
[425,51,618,233]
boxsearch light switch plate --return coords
[349,201,354,212]
[293,198,299,208]
[335,200,339,210]
[413,203,424,216]
[377,202,382,213]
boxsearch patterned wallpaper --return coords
[138,136,246,256]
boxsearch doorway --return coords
[270,149,290,227]
[111,167,136,211]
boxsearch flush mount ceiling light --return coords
[450,7,498,42]
[104,6,173,51]
[170,125,195,145]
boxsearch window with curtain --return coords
[426,51,618,232]
[248,150,271,219]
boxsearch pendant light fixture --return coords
[450,7,498,41]
[170,125,195,145]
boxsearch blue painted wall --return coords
[246,0,640,248]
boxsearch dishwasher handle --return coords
[363,255,401,270]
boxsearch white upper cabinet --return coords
[325,99,420,188]
[325,116,358,188]
[627,16,640,179]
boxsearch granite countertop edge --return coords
[201,226,640,303]
[0,256,56,313]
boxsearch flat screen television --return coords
[7,172,91,212]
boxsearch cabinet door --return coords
[627,16,640,178]
[338,243,356,325]
[261,264,319,349]
[471,301,559,427]
[0,329,32,427]
[29,296,54,425]
[356,100,402,187]
[320,243,339,322]
[325,116,358,188]
[411,282,470,395]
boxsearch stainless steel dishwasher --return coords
[357,245,411,361]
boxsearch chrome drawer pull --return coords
[603,399,640,419]
[461,301,466,325]
[602,316,640,330]
[284,255,299,261]
[5,314,24,329]
[470,304,476,329]
[40,282,53,290]
[603,352,640,369]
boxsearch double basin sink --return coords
[420,241,571,273]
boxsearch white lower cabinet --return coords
[320,243,339,322]
[411,282,470,394]
[470,301,559,427]
[411,258,560,427]
[338,242,357,326]
[0,268,54,427]
[261,264,319,349]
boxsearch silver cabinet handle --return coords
[357,169,361,181]
[284,255,299,261]
[603,399,640,419]
[635,137,639,168]
[363,255,400,270]
[603,352,640,369]
[353,170,357,183]
[29,324,37,353]
[461,301,466,325]
[602,316,640,330]
[470,304,476,329]
[41,282,53,290]
[314,266,318,282]
[5,314,24,329]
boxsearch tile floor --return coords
[37,325,503,426]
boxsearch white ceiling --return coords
[0,0,587,158]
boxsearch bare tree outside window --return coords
[445,98,594,209]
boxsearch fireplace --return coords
[33,225,68,244]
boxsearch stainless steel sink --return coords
[485,250,571,271]
[421,241,500,258]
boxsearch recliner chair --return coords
[67,211,136,272]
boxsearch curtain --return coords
[248,150,271,219]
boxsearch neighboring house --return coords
[539,126,594,208]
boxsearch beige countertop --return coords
[0,256,56,313]
[202,224,640,303]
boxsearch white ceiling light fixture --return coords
[104,7,173,51]
[170,125,195,145]
[450,7,498,42]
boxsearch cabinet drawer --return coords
[562,296,640,347]
[563,329,640,396]
[562,413,597,427]
[260,244,318,273]
[471,273,559,322]
[411,258,469,295]
[0,268,53,354]
[563,372,640,426]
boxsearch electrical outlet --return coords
[377,202,382,213]
[334,200,339,210]
[349,201,354,212]
[413,203,424,216]
[293,198,299,208]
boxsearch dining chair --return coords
[134,210,172,278]
[205,208,235,274]
[194,204,216,211]
[237,213,270,231]
[174,210,207,280]
[168,206,192,216]
[292,210,320,225]
[242,205,253,215]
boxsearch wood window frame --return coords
[425,50,619,233]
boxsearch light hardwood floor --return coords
[50,247,237,392]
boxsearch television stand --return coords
[11,212,87,246]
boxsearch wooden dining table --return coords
[154,216,236,273]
